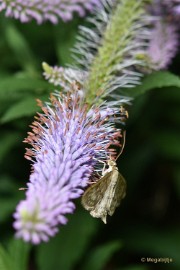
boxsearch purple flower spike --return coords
[13,83,123,244]
[0,0,101,24]
[147,20,179,70]
[146,0,179,70]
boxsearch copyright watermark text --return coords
[141,257,173,264]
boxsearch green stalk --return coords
[85,0,148,104]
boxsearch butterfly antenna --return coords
[115,130,126,161]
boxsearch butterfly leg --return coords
[101,161,107,176]
[88,180,97,184]
[92,157,107,175]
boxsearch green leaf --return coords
[0,240,31,270]
[82,241,122,270]
[53,20,79,65]
[121,266,148,270]
[0,245,13,270]
[8,239,31,270]
[124,226,180,266]
[0,197,18,222]
[173,167,180,198]
[0,76,51,101]
[1,96,39,123]
[37,208,99,270]
[152,131,180,160]
[0,176,23,222]
[4,23,37,72]
[119,71,180,98]
[0,132,20,162]
[0,175,18,193]
[158,86,180,101]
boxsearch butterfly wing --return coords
[81,169,126,223]
[108,171,127,216]
[81,172,111,211]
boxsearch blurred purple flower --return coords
[13,83,123,244]
[149,0,180,18]
[147,20,179,70]
[146,0,179,70]
[163,0,180,18]
[0,0,101,24]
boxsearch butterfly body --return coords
[81,160,126,223]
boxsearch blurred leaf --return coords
[0,240,30,270]
[0,76,51,101]
[120,142,154,193]
[0,197,18,222]
[0,245,12,270]
[119,71,180,97]
[159,86,180,101]
[0,132,20,162]
[152,131,180,160]
[165,106,180,124]
[0,176,22,222]
[121,266,148,270]
[37,209,99,270]
[1,96,39,123]
[53,20,79,65]
[126,95,149,125]
[4,23,38,73]
[82,241,122,270]
[173,167,180,198]
[8,239,31,270]
[124,226,180,266]
[0,175,18,192]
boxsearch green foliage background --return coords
[0,12,180,270]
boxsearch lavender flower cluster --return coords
[0,0,101,23]
[13,83,125,244]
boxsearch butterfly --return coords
[81,159,126,223]
[81,130,127,223]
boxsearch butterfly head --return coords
[107,159,116,168]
